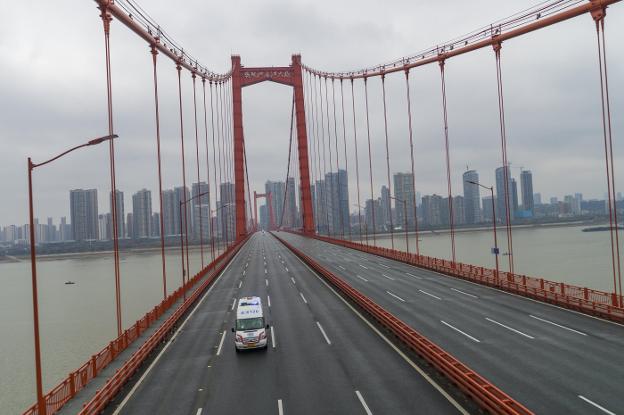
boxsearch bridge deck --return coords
[278,232,624,415]
[107,232,464,415]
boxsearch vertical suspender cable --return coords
[439,59,456,265]
[100,8,122,336]
[280,94,296,227]
[215,82,226,247]
[304,71,317,232]
[594,13,622,306]
[324,78,336,237]
[210,81,221,256]
[192,74,204,269]
[404,69,420,256]
[309,71,322,234]
[493,44,514,275]
[364,77,377,245]
[313,74,324,234]
[201,78,216,263]
[176,63,191,292]
[339,80,352,241]
[318,75,331,236]
[150,45,167,299]
[381,74,395,249]
[331,79,345,239]
[351,79,365,245]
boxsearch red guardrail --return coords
[292,231,624,324]
[273,232,533,415]
[22,238,247,415]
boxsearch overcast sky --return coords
[1,0,623,226]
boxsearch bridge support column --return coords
[232,56,247,240]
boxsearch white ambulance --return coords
[232,296,269,351]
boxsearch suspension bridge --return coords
[19,0,624,414]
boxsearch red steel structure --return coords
[253,191,275,230]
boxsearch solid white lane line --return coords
[578,395,616,415]
[300,292,308,304]
[359,264,368,269]
[196,408,203,415]
[231,298,237,311]
[530,315,587,336]
[271,326,276,349]
[291,277,296,284]
[278,399,284,415]
[267,295,271,308]
[238,281,242,289]
[386,291,406,302]
[451,288,478,299]
[316,322,332,345]
[338,265,346,270]
[378,263,390,269]
[356,274,369,282]
[285,267,289,272]
[216,331,227,356]
[355,391,373,415]
[382,273,395,281]
[486,317,534,339]
[441,321,481,343]
[419,289,441,300]
[266,279,269,287]
[405,272,422,279]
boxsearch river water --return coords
[0,225,620,413]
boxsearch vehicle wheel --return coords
[235,347,240,353]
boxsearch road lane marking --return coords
[578,395,616,415]
[266,279,269,287]
[231,298,237,310]
[267,295,271,307]
[238,281,242,289]
[265,268,268,274]
[291,277,296,284]
[196,409,203,415]
[359,264,368,269]
[271,326,276,349]
[300,292,308,304]
[441,320,481,342]
[356,274,369,282]
[486,318,534,339]
[529,315,587,336]
[382,273,395,281]
[405,272,422,279]
[338,265,346,270]
[316,321,332,345]
[355,391,373,415]
[451,288,478,299]
[242,270,246,276]
[419,289,442,300]
[378,263,390,268]
[216,331,226,355]
[278,399,284,415]
[386,291,406,302]
[285,267,289,272]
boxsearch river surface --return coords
[1,225,620,413]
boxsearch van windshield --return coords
[236,317,264,331]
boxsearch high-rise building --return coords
[380,185,391,231]
[283,177,298,228]
[495,166,514,224]
[574,193,583,215]
[364,198,382,233]
[421,194,443,227]
[393,172,416,229]
[325,170,349,235]
[462,170,481,224]
[132,189,152,239]
[219,182,235,242]
[259,204,269,230]
[126,213,133,239]
[452,195,465,225]
[312,180,328,233]
[70,189,99,241]
[520,170,534,212]
[511,178,519,213]
[59,217,70,241]
[151,212,161,237]
[482,196,494,222]
[98,213,111,240]
[110,190,125,239]
[265,180,286,228]
[534,193,542,205]
[192,182,211,240]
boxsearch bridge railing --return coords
[22,240,244,415]
[292,232,624,323]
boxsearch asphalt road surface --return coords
[278,231,624,415]
[110,232,466,415]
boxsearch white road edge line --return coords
[291,277,296,284]
[378,263,390,268]
[382,273,395,281]
[216,331,226,356]
[386,291,406,302]
[441,320,481,343]
[356,274,369,282]
[112,244,245,414]
[238,281,242,289]
[271,326,276,349]
[285,267,289,272]
[359,264,368,269]
[267,295,271,307]
[355,391,373,415]
[292,250,468,415]
[451,288,478,299]
[405,272,422,279]
[578,395,616,415]
[278,399,284,415]
[530,315,587,336]
[231,298,237,311]
[419,289,442,300]
[486,317,534,339]
[300,292,308,304]
[316,321,332,345]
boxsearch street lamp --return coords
[27,134,117,415]
[390,196,409,254]
[465,180,500,284]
